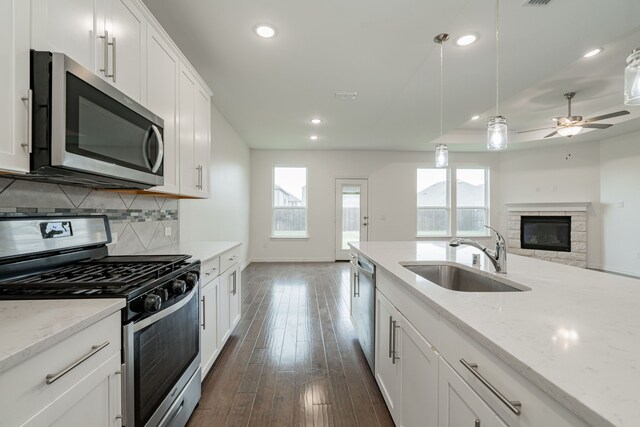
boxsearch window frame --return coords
[416,166,490,238]
[416,167,451,237]
[271,165,309,239]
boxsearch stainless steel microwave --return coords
[25,51,164,189]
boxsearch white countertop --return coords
[0,299,124,375]
[140,241,241,263]
[350,241,640,427]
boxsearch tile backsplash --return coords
[0,178,178,254]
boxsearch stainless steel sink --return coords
[403,264,528,292]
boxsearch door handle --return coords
[150,125,164,173]
[353,272,359,297]
[99,30,109,77]
[21,90,32,153]
[391,319,400,364]
[201,295,206,329]
[46,342,109,384]
[388,316,394,359]
[110,36,117,83]
[460,358,522,416]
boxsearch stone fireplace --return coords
[506,203,589,268]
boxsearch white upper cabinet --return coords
[145,24,179,194]
[179,64,211,198]
[0,0,31,173]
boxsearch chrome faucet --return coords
[449,226,507,274]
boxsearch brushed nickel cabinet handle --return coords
[110,36,117,83]
[353,272,359,297]
[21,90,32,153]
[475,419,481,427]
[201,296,206,329]
[46,341,109,384]
[99,30,109,77]
[391,320,400,364]
[388,316,393,359]
[460,358,522,416]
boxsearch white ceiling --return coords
[142,0,640,151]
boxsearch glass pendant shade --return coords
[435,144,448,168]
[624,48,640,106]
[557,126,582,137]
[487,116,508,150]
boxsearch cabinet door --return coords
[179,64,197,196]
[22,352,122,427]
[439,358,508,427]
[399,315,438,427]
[31,0,98,71]
[229,267,241,330]
[145,24,179,194]
[201,278,219,379]
[105,0,146,102]
[193,84,211,197]
[0,0,30,173]
[375,291,401,422]
[217,268,231,349]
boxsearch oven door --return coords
[49,52,165,187]
[123,285,200,427]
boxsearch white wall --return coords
[599,130,640,276]
[180,104,251,266]
[497,141,602,268]
[250,150,500,262]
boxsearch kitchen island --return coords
[350,241,640,427]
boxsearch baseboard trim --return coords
[250,258,335,263]
[241,260,252,271]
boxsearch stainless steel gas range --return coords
[0,215,201,427]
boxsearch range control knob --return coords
[144,294,162,312]
[172,279,187,295]
[184,272,199,288]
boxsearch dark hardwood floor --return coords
[187,262,394,427]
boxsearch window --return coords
[417,167,489,237]
[273,167,307,238]
[417,168,449,236]
[456,168,489,236]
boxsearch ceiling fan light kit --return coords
[624,48,640,106]
[487,0,508,151]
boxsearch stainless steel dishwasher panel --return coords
[350,255,375,373]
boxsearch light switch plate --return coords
[112,232,118,244]
[164,227,172,237]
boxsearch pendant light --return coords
[434,33,449,167]
[487,0,508,151]
[624,48,640,106]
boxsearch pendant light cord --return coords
[440,40,444,140]
[495,0,500,115]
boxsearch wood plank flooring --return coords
[187,262,394,427]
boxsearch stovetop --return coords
[0,255,193,299]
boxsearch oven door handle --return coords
[133,285,198,332]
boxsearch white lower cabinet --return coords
[217,266,232,348]
[200,276,219,377]
[439,357,507,427]
[375,290,438,427]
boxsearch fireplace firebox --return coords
[520,216,571,252]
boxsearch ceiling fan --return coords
[518,92,630,138]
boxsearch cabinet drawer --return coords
[201,256,220,286]
[220,246,240,273]
[439,319,588,427]
[0,311,121,426]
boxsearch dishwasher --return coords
[350,254,375,373]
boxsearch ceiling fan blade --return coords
[544,130,558,138]
[517,127,556,134]
[584,110,630,123]
[580,123,613,129]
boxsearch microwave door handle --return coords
[150,125,164,174]
[142,127,152,169]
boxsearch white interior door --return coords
[335,178,368,260]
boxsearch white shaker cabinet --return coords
[179,64,211,198]
[32,0,146,103]
[0,0,31,173]
[145,24,179,194]
[375,290,438,427]
[439,358,508,427]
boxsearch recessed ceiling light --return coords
[455,34,478,47]
[309,135,319,141]
[471,115,480,120]
[310,118,322,125]
[583,48,602,58]
[255,25,276,38]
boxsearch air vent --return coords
[522,0,552,6]
[334,91,358,100]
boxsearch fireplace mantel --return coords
[505,202,591,212]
